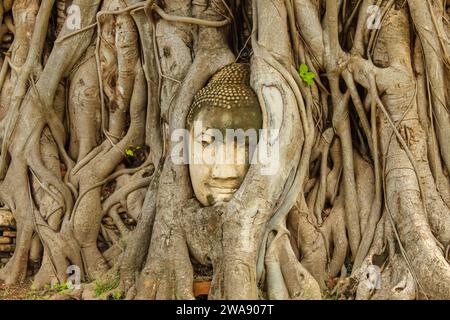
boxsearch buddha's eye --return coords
[197,134,215,148]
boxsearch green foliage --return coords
[94,276,120,297]
[299,63,316,86]
[52,282,72,293]
[124,145,142,158]
[111,291,123,300]
[125,148,135,157]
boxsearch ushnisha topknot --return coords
[186,63,261,130]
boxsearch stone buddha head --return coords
[186,63,262,206]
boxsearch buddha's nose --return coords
[211,163,239,179]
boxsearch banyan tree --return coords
[0,0,449,300]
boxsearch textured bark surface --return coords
[0,0,449,300]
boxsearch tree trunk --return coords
[0,0,449,300]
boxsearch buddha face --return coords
[188,106,262,207]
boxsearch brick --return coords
[0,244,15,252]
[193,281,211,297]
[2,231,16,237]
[0,237,11,244]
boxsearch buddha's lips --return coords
[210,188,237,194]
[206,184,238,194]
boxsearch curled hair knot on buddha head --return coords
[186,63,262,131]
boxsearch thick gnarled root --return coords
[265,228,321,300]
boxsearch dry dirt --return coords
[0,281,59,300]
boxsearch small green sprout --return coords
[52,282,72,293]
[299,63,316,86]
[125,148,135,157]
[124,145,142,158]
[111,291,123,300]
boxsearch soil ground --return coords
[0,280,70,300]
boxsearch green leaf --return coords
[125,148,135,157]
[112,292,123,300]
[299,63,309,75]
[299,63,316,86]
